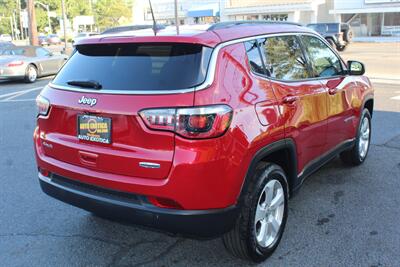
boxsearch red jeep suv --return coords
[34,22,373,262]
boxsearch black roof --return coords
[101,24,166,35]
[207,20,302,31]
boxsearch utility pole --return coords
[27,0,38,45]
[10,17,15,40]
[17,0,24,40]
[61,0,68,52]
[13,11,19,40]
[35,2,52,33]
[88,0,93,15]
[174,0,179,35]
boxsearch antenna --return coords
[148,0,157,36]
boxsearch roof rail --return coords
[207,20,303,31]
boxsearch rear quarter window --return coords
[52,43,212,91]
[244,40,267,75]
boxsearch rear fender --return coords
[237,139,298,205]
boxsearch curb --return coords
[370,78,400,85]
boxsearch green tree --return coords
[94,0,132,30]
[34,0,61,33]
[65,0,91,18]
[0,0,17,35]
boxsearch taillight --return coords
[7,60,24,67]
[139,105,233,139]
[36,95,50,116]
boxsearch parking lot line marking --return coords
[390,95,400,100]
[0,98,36,103]
[0,91,24,99]
[0,87,43,100]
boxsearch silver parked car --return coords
[0,46,67,83]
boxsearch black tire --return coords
[24,64,38,83]
[223,163,289,262]
[340,109,371,165]
[343,29,353,43]
[337,45,346,52]
[326,38,336,50]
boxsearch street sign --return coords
[21,10,28,28]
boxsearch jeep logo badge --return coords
[78,96,97,107]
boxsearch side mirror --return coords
[348,60,365,76]
[47,52,54,57]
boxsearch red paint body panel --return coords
[322,76,360,150]
[34,25,374,213]
[37,86,194,180]
[271,79,328,173]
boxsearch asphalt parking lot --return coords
[1,43,399,266]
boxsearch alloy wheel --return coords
[254,179,285,248]
[28,66,37,82]
[359,117,370,159]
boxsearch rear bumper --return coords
[0,66,25,79]
[38,172,239,238]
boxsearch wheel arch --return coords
[325,36,337,43]
[237,139,298,205]
[363,97,374,117]
[27,62,41,76]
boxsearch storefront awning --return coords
[187,4,219,17]
[188,9,214,17]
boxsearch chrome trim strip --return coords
[176,104,232,115]
[49,31,326,95]
[48,83,196,95]
[139,162,161,169]
[38,172,52,183]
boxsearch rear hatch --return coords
[39,42,212,179]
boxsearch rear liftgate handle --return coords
[79,151,98,166]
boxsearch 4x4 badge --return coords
[78,96,97,107]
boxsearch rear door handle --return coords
[283,95,299,104]
[328,87,338,95]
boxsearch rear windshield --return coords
[52,43,212,91]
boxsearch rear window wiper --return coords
[67,80,102,89]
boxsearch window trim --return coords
[246,35,314,81]
[243,34,348,83]
[49,31,349,95]
[244,39,269,76]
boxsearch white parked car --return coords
[72,32,98,46]
[0,34,12,42]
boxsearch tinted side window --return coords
[260,36,309,81]
[244,40,266,75]
[301,35,343,78]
